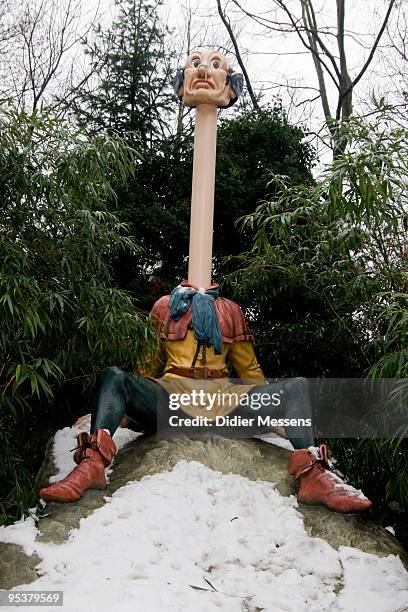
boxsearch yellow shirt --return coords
[137,331,266,418]
[138,330,266,383]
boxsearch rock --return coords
[0,543,41,589]
[1,434,407,589]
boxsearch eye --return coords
[212,59,221,69]
[192,58,201,68]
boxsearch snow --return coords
[256,431,294,451]
[0,515,39,557]
[0,423,407,611]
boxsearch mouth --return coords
[193,79,215,90]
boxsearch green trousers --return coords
[91,367,314,449]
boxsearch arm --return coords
[227,340,266,382]
[136,341,165,378]
[136,296,168,378]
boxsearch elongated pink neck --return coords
[187,103,218,288]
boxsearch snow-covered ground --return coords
[0,421,407,612]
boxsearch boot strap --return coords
[293,451,329,480]
[89,432,116,465]
[83,438,109,465]
[293,459,315,480]
[70,432,90,464]
[70,436,111,466]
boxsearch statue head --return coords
[173,48,243,108]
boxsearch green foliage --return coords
[228,114,408,539]
[110,132,192,302]
[225,172,376,376]
[214,104,315,275]
[68,0,174,147]
[0,101,159,522]
[226,115,408,375]
[369,293,408,379]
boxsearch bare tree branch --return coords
[230,0,397,158]
[336,0,396,119]
[232,0,340,87]
[301,0,333,124]
[216,0,259,110]
[0,0,99,113]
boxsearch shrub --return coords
[0,102,159,523]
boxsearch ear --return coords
[173,67,185,96]
[225,70,244,107]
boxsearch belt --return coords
[165,367,228,379]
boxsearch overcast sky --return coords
[156,0,401,164]
[94,0,397,109]
[34,0,404,166]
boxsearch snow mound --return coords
[1,461,407,612]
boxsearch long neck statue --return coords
[189,103,217,288]
[174,49,243,288]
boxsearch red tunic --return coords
[150,293,254,344]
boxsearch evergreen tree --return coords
[69,0,174,147]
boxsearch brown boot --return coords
[39,429,116,504]
[288,444,372,513]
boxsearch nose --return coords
[197,63,209,78]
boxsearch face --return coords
[181,49,235,107]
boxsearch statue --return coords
[39,49,372,514]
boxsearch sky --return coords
[154,0,400,164]
[4,0,402,167]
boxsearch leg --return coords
[237,378,372,513]
[271,377,314,448]
[91,366,169,436]
[39,367,168,504]
[236,377,315,449]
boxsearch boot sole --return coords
[298,499,372,513]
